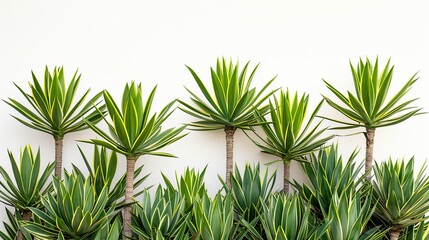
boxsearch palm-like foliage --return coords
[5,67,105,177]
[131,186,188,239]
[84,81,186,239]
[0,209,32,240]
[248,90,333,192]
[372,158,429,240]
[180,58,276,187]
[322,58,422,177]
[21,170,115,239]
[0,146,54,240]
[400,221,429,240]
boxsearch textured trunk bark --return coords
[54,137,63,178]
[123,157,137,240]
[16,210,32,240]
[390,228,401,240]
[225,126,236,189]
[283,161,290,193]
[364,128,375,180]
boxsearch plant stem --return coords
[54,137,63,178]
[390,228,401,240]
[123,156,137,240]
[283,161,290,193]
[16,209,32,240]
[225,126,236,188]
[364,128,375,180]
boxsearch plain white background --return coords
[0,0,428,221]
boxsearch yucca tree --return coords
[400,221,429,240]
[248,90,333,193]
[0,146,54,240]
[372,158,429,240]
[322,58,422,178]
[5,66,105,177]
[179,58,276,188]
[0,209,32,240]
[84,82,187,239]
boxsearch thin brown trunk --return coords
[54,137,63,178]
[364,128,375,180]
[225,126,236,188]
[390,228,401,240]
[123,157,137,240]
[16,209,32,240]
[283,161,290,193]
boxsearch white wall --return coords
[0,0,428,221]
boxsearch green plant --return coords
[372,158,429,240]
[0,209,32,240]
[84,81,186,239]
[5,66,105,178]
[0,146,54,240]
[131,186,188,239]
[321,191,385,240]
[400,221,429,240]
[179,58,276,188]
[248,89,333,193]
[20,170,115,239]
[230,163,276,238]
[92,216,123,240]
[76,145,148,210]
[322,58,422,178]
[189,192,234,240]
[292,144,362,218]
[243,194,327,240]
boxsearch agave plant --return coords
[292,144,363,218]
[248,89,333,192]
[179,58,276,188]
[0,146,54,240]
[0,209,32,240]
[243,194,327,240]
[321,191,386,240]
[92,216,123,240]
[131,186,188,239]
[189,192,234,240]
[163,166,208,213]
[20,170,115,239]
[84,82,186,239]
[76,145,148,210]
[322,58,422,178]
[230,163,276,238]
[5,66,105,178]
[372,158,429,240]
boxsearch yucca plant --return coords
[0,209,32,240]
[5,66,105,178]
[372,158,429,240]
[322,58,422,178]
[292,144,363,218]
[163,166,208,213]
[179,58,276,188]
[248,90,333,192]
[189,192,234,240]
[84,81,186,239]
[400,221,429,240]
[92,215,123,240]
[131,186,188,239]
[0,146,54,240]
[321,191,386,240]
[76,145,148,210]
[230,163,276,238]
[20,170,115,239]
[243,194,327,240]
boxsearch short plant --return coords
[5,67,105,177]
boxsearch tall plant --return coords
[179,58,276,188]
[248,90,333,192]
[5,66,105,177]
[84,82,186,239]
[0,146,54,240]
[372,158,429,240]
[322,58,422,178]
